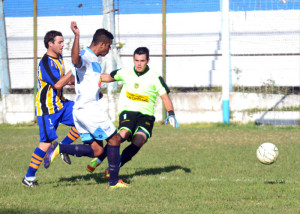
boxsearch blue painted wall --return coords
[4,0,299,17]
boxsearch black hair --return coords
[92,28,114,45]
[134,47,149,60]
[44,30,63,49]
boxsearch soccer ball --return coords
[256,142,279,165]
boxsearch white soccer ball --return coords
[256,142,279,165]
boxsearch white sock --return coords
[25,176,36,181]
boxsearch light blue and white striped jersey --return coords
[73,47,102,110]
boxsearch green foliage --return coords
[239,105,300,115]
[0,123,299,213]
[116,42,125,49]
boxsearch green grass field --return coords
[0,123,299,214]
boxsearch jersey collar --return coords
[134,65,149,77]
[86,47,96,56]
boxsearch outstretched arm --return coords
[101,73,116,82]
[161,93,174,112]
[161,93,179,128]
[71,21,82,68]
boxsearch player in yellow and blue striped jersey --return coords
[22,30,79,187]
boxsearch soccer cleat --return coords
[22,177,38,187]
[104,167,110,179]
[59,142,71,165]
[60,153,71,165]
[86,158,101,173]
[44,141,59,169]
[109,179,130,189]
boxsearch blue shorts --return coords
[37,101,75,142]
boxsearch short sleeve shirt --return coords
[35,54,67,116]
[112,67,168,116]
[73,47,102,110]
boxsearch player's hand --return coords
[71,21,80,35]
[67,81,75,87]
[164,111,179,128]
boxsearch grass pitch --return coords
[0,123,299,213]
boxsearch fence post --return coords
[221,0,231,124]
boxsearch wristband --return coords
[168,110,175,116]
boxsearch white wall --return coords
[3,10,300,89]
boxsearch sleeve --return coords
[40,56,60,86]
[110,68,124,81]
[77,50,87,70]
[157,75,170,95]
[71,66,76,76]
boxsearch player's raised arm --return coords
[71,21,82,68]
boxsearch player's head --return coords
[44,30,64,56]
[134,47,149,60]
[133,47,150,73]
[91,28,114,56]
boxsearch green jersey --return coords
[111,66,170,116]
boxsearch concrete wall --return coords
[1,93,299,125]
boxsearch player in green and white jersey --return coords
[87,47,178,175]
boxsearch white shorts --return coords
[73,105,117,143]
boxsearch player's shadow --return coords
[58,165,191,185]
[264,180,285,185]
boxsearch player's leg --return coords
[87,130,130,172]
[43,139,106,169]
[22,114,58,187]
[60,101,79,145]
[119,113,155,167]
[45,111,95,168]
[104,113,154,179]
[61,126,79,145]
[120,130,147,167]
[86,110,133,173]
[106,132,129,188]
[59,101,80,164]
[43,138,105,168]
[103,129,148,179]
[43,110,104,166]
[86,141,106,173]
[58,139,103,158]
[87,109,128,187]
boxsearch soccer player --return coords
[43,21,129,189]
[86,47,179,177]
[22,30,80,187]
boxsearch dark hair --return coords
[92,28,114,45]
[134,47,149,60]
[44,30,63,49]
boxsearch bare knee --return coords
[119,129,130,140]
[107,133,121,146]
[132,133,147,148]
[38,142,52,152]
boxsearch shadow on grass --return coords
[0,208,53,214]
[58,165,191,185]
[264,180,285,184]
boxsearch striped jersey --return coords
[111,66,170,116]
[35,54,67,116]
